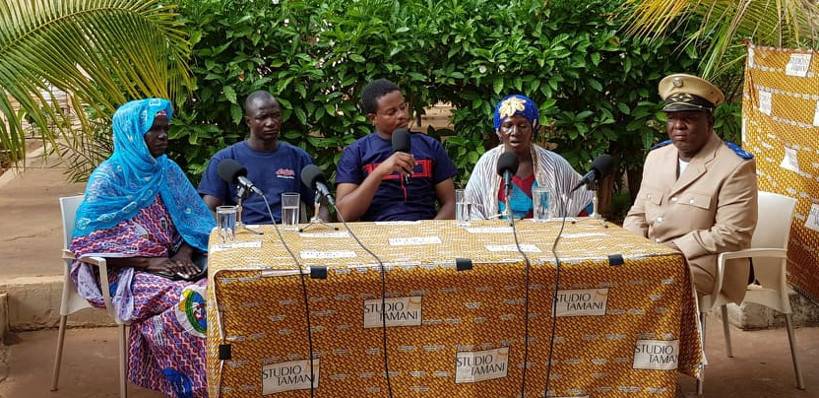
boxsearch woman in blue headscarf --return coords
[464,94,593,219]
[70,98,214,397]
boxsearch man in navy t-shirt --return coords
[198,91,316,224]
[335,79,457,221]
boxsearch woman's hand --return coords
[145,256,198,278]
[170,250,199,276]
[144,257,179,275]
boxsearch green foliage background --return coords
[170,0,741,204]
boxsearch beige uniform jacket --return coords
[623,133,758,304]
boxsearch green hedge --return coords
[171,0,737,192]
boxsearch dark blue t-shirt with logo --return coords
[198,141,315,224]
[335,132,457,221]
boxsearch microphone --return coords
[391,128,412,185]
[497,151,520,197]
[217,159,264,196]
[496,152,519,222]
[300,165,335,206]
[571,154,614,192]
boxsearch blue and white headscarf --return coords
[493,94,540,132]
[72,98,214,252]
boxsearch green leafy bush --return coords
[173,0,739,197]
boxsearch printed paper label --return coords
[465,226,513,234]
[363,296,422,328]
[455,347,509,383]
[633,340,679,370]
[374,220,421,225]
[780,147,801,173]
[299,231,349,238]
[485,244,541,253]
[813,101,819,127]
[299,250,357,259]
[805,204,819,233]
[785,53,812,77]
[561,232,608,239]
[555,289,609,317]
[262,359,320,394]
[388,236,442,246]
[759,90,772,115]
[211,240,262,252]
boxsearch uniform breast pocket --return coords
[641,190,663,220]
[677,191,714,228]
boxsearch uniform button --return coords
[655,238,661,243]
[689,199,695,204]
[671,197,678,202]
[656,217,663,223]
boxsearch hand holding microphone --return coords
[389,128,414,184]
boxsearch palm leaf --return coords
[0,0,191,166]
[620,0,819,78]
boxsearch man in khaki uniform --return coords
[624,74,758,304]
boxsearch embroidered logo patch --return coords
[276,168,296,179]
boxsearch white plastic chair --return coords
[697,191,804,395]
[50,195,129,397]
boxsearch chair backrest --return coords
[59,195,84,250]
[58,195,93,316]
[751,191,797,290]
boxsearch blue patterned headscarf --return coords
[72,98,214,252]
[493,94,540,132]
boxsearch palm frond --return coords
[0,0,191,165]
[620,0,819,79]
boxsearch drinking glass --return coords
[281,192,300,230]
[532,187,551,222]
[216,205,238,242]
[455,189,471,227]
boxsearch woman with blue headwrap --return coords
[70,99,214,397]
[464,94,593,220]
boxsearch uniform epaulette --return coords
[651,140,672,150]
[724,141,754,160]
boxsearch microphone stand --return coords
[299,193,338,232]
[587,180,602,220]
[235,186,263,235]
[504,187,514,226]
[576,180,606,227]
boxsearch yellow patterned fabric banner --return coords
[742,44,819,301]
[206,221,702,397]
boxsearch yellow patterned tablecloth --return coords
[207,220,701,397]
[742,44,819,302]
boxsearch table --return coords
[207,219,702,397]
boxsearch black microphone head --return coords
[216,159,247,184]
[590,154,615,179]
[497,152,520,177]
[300,164,326,190]
[391,128,411,153]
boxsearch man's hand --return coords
[375,152,415,179]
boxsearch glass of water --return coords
[455,189,471,227]
[532,187,551,222]
[216,205,238,242]
[281,192,300,230]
